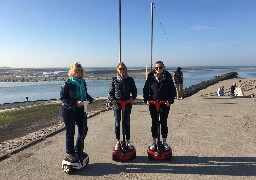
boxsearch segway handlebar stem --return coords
[147,101,168,113]
[116,100,133,111]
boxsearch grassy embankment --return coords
[0,99,108,127]
[0,103,61,126]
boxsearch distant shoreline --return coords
[0,72,239,106]
[1,66,256,82]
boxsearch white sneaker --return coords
[114,142,121,151]
[149,142,156,150]
[163,142,170,151]
[127,141,134,150]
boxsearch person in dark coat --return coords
[230,82,236,96]
[143,61,176,151]
[108,62,137,150]
[60,62,94,162]
[173,67,184,99]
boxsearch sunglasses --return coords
[118,68,126,70]
[155,66,163,70]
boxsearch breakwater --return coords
[183,72,238,97]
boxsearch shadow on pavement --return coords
[74,156,256,177]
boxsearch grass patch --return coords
[0,99,111,127]
[0,103,61,126]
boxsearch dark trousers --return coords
[62,106,88,154]
[114,108,131,141]
[149,104,170,138]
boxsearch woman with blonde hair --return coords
[60,62,94,163]
[108,62,137,151]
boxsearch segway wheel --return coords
[166,153,172,160]
[63,164,75,174]
[112,154,118,161]
[147,153,153,160]
[130,152,136,160]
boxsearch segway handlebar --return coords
[116,100,133,111]
[147,101,168,113]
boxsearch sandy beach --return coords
[0,78,255,179]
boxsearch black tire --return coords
[147,153,153,160]
[166,153,172,160]
[112,154,117,161]
[130,152,136,160]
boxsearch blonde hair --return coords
[116,62,127,70]
[68,62,85,78]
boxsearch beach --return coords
[0,78,255,179]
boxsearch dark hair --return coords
[155,60,165,68]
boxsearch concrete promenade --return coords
[0,78,255,180]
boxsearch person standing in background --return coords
[230,83,236,96]
[173,67,184,99]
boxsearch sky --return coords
[0,0,256,68]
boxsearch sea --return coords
[0,66,256,105]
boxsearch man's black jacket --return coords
[143,70,176,104]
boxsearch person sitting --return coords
[217,86,225,96]
[235,86,244,96]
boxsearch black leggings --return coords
[149,104,170,138]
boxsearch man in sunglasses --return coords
[173,67,184,99]
[143,61,176,151]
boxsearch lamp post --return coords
[119,0,122,63]
[150,3,154,71]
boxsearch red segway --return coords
[112,100,136,161]
[147,101,172,160]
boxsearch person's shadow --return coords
[74,155,256,177]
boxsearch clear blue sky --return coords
[0,0,255,68]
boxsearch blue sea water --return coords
[0,66,255,105]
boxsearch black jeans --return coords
[114,108,131,141]
[62,106,87,154]
[149,104,170,138]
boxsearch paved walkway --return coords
[0,79,256,180]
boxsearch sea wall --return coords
[183,72,238,97]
